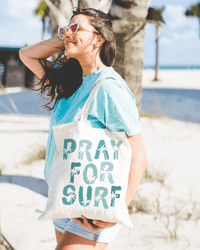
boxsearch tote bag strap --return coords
[77,74,125,123]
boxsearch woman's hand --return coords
[72,215,117,232]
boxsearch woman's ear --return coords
[96,36,105,47]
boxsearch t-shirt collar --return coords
[82,67,110,83]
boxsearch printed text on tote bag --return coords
[62,139,123,209]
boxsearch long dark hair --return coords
[36,8,116,111]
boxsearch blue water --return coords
[142,88,200,123]
[0,88,200,123]
[0,91,52,116]
[144,65,200,70]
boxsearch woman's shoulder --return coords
[97,71,136,102]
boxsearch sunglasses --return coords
[58,20,82,39]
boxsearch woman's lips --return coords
[65,40,75,44]
[65,42,76,47]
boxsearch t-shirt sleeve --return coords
[89,78,141,136]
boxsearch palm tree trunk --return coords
[113,0,151,114]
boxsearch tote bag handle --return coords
[77,74,124,123]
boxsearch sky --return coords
[0,0,199,66]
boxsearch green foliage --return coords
[140,110,163,119]
[191,5,199,16]
[25,146,46,164]
[155,7,165,15]
[143,168,154,182]
[36,1,47,17]
[140,111,154,118]
[26,155,40,164]
[128,199,148,213]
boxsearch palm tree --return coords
[146,7,165,81]
[37,0,152,113]
[109,1,157,113]
[34,1,50,40]
[185,2,200,38]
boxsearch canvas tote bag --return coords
[39,75,133,229]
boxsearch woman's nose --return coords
[63,28,73,38]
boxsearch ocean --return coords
[0,86,200,124]
[143,65,200,70]
[142,88,200,123]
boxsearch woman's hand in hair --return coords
[19,37,65,79]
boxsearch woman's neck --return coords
[81,64,106,76]
[77,54,106,76]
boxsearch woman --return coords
[19,8,147,250]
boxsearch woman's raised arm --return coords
[19,37,65,79]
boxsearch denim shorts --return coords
[53,218,121,243]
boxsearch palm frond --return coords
[35,0,49,17]
[185,3,200,18]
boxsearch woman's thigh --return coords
[55,231,108,250]
[55,229,64,243]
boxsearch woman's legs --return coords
[55,230,108,250]
[55,229,64,243]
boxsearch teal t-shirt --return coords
[44,66,141,184]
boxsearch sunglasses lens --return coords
[59,28,65,39]
[58,22,79,39]
[70,24,78,33]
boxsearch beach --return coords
[0,68,200,249]
[142,68,200,89]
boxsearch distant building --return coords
[0,47,35,88]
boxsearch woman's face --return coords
[63,14,101,59]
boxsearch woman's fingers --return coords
[81,215,92,227]
[72,217,83,224]
[72,216,99,232]
[72,216,117,233]
[93,220,117,228]
[72,216,111,232]
[81,215,101,231]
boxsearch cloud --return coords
[6,0,38,19]
[0,0,43,46]
[159,4,199,46]
[164,4,198,30]
[165,5,186,29]
[5,0,42,29]
[172,29,198,41]
[160,36,174,45]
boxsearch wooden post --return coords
[199,17,200,38]
[154,25,160,81]
[78,0,81,9]
[42,16,46,40]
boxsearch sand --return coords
[142,69,200,89]
[0,69,200,249]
